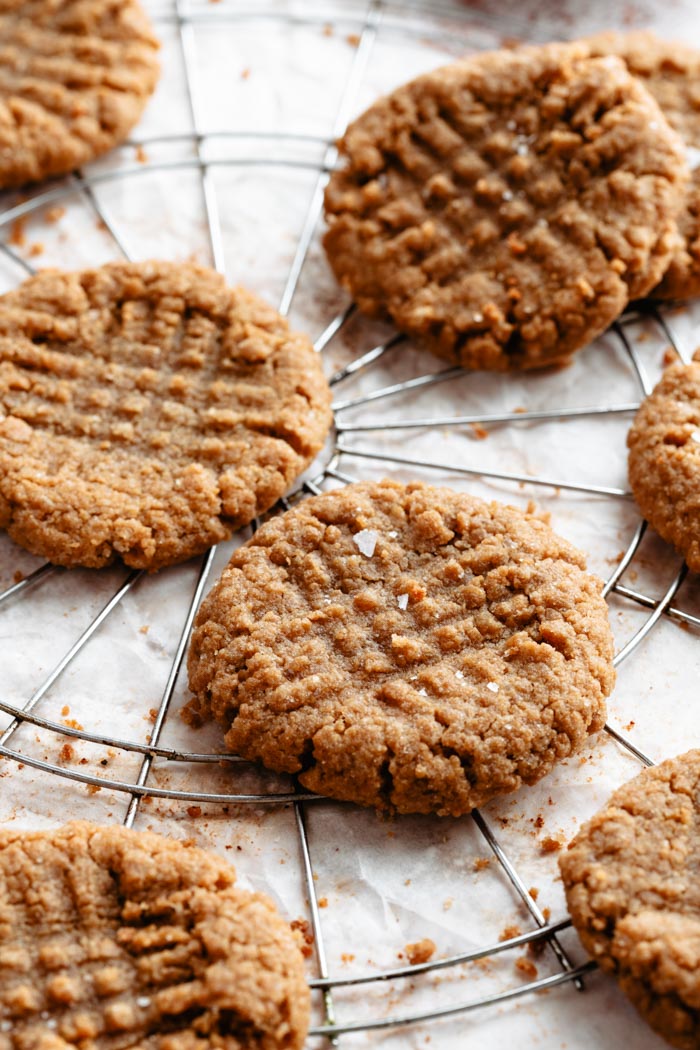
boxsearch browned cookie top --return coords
[0,821,310,1050]
[0,261,333,570]
[0,0,160,188]
[584,30,700,300]
[627,349,700,573]
[187,480,615,817]
[560,751,700,1050]
[323,42,687,372]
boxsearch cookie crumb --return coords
[45,206,65,224]
[405,938,436,965]
[9,218,26,247]
[515,957,538,979]
[290,918,314,958]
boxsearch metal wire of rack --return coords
[0,1,698,1045]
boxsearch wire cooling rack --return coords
[0,2,699,1047]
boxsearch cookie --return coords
[323,43,687,372]
[0,0,160,188]
[627,349,700,573]
[186,480,615,817]
[0,261,333,570]
[0,821,309,1050]
[584,30,700,300]
[560,750,700,1050]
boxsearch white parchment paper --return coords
[1,2,700,1047]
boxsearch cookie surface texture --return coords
[323,42,687,371]
[0,0,160,188]
[584,30,700,299]
[0,261,333,569]
[187,480,615,817]
[560,750,700,1050]
[0,821,310,1050]
[627,349,700,572]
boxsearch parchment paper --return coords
[1,2,700,1047]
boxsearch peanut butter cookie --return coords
[560,750,700,1050]
[585,30,700,300]
[0,261,332,570]
[627,349,700,572]
[0,0,159,188]
[323,43,687,371]
[0,821,309,1050]
[187,480,615,817]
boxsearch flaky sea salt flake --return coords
[352,528,379,557]
[397,593,409,610]
[487,682,499,693]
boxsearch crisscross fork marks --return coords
[0,0,159,188]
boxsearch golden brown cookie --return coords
[186,480,615,817]
[584,30,700,300]
[0,821,310,1050]
[627,349,700,572]
[0,261,333,570]
[560,750,700,1050]
[0,0,160,188]
[323,42,687,371]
